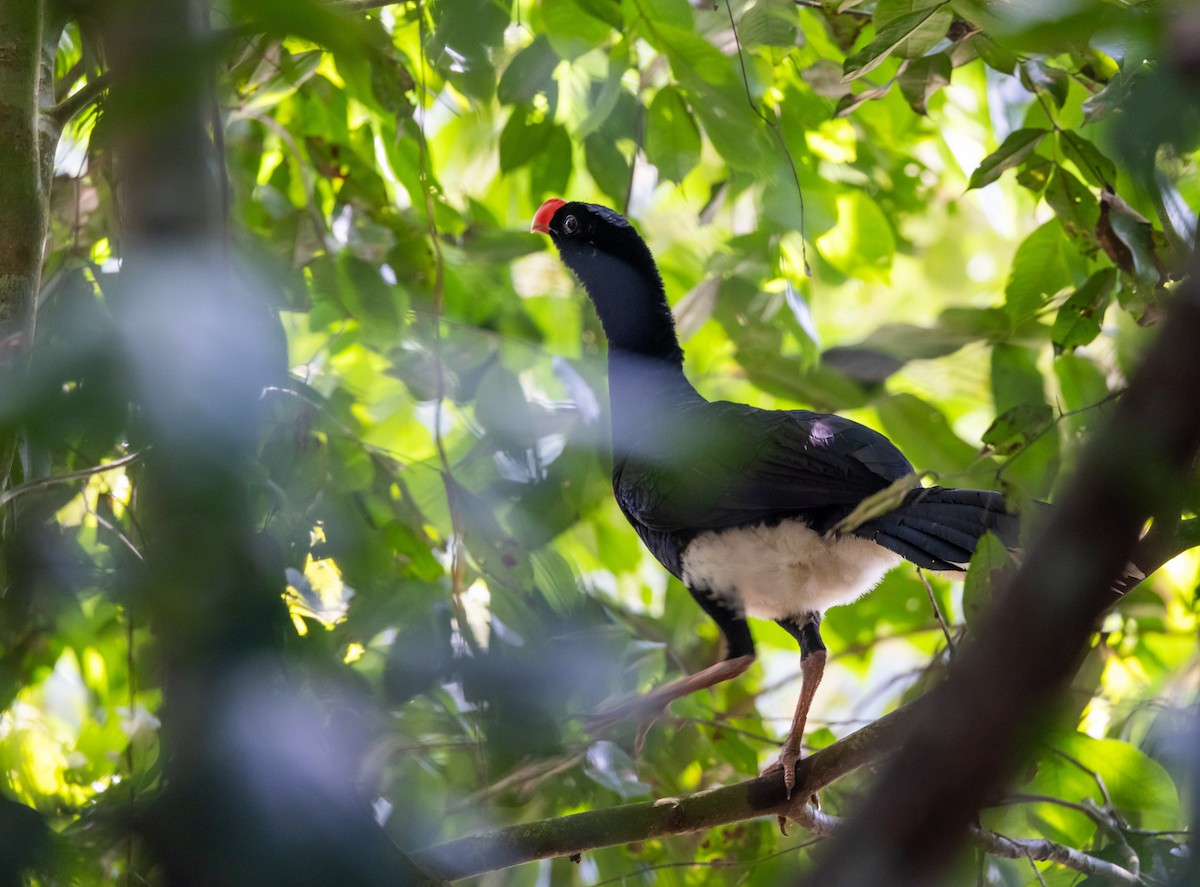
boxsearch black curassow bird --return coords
[532,198,1019,794]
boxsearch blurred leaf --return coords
[874,394,979,478]
[816,191,895,282]
[500,105,555,172]
[962,531,1016,631]
[982,403,1053,456]
[897,52,951,115]
[967,128,1048,190]
[1019,59,1069,108]
[738,0,801,48]
[498,36,560,106]
[1051,267,1116,353]
[584,133,630,205]
[1004,220,1072,321]
[1058,131,1116,189]
[1051,733,1183,830]
[843,1,953,80]
[970,33,1017,74]
[645,86,701,184]
[1053,353,1110,427]
[1043,165,1099,245]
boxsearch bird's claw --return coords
[762,751,819,812]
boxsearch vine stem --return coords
[413,0,466,611]
[723,0,810,275]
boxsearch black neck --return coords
[569,242,684,364]
[561,230,706,445]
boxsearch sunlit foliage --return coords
[3,0,1197,883]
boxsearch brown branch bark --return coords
[413,706,913,880]
[799,261,1200,886]
[789,804,1140,884]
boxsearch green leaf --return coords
[897,52,951,115]
[970,33,1017,74]
[644,86,701,183]
[1101,193,1163,291]
[1015,153,1054,193]
[963,531,1016,630]
[537,0,613,59]
[531,123,573,200]
[576,49,629,139]
[874,393,979,478]
[1052,733,1183,830]
[737,0,801,48]
[815,191,895,282]
[991,342,1045,414]
[1043,164,1099,244]
[1058,131,1116,189]
[843,2,953,81]
[427,0,508,100]
[990,344,1059,498]
[583,133,630,205]
[497,36,560,106]
[1019,59,1069,108]
[982,403,1054,456]
[1004,220,1072,320]
[240,50,322,114]
[967,128,1048,190]
[1053,353,1110,415]
[499,105,553,172]
[1051,268,1116,353]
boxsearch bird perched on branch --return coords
[532,198,1018,795]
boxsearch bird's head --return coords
[532,199,679,360]
[531,200,658,277]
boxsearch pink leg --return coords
[763,648,826,798]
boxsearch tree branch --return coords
[51,72,111,129]
[789,804,1140,885]
[412,705,914,881]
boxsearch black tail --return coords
[856,487,1019,572]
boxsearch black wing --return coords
[613,402,915,542]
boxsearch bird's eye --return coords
[562,214,579,235]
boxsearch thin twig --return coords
[918,568,957,657]
[0,451,142,508]
[723,0,810,274]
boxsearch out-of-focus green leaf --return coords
[967,128,1048,190]
[897,52,951,115]
[498,37,560,106]
[1058,131,1115,189]
[1053,353,1110,415]
[645,87,701,184]
[583,133,630,205]
[1043,165,1099,246]
[843,1,953,80]
[1019,59,1069,108]
[962,531,1015,631]
[738,0,801,48]
[1051,733,1183,830]
[982,403,1053,456]
[816,191,895,282]
[1004,220,1072,320]
[426,0,509,99]
[499,105,554,172]
[874,393,980,479]
[970,33,1018,74]
[1051,267,1116,353]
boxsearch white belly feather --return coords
[680,521,901,620]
